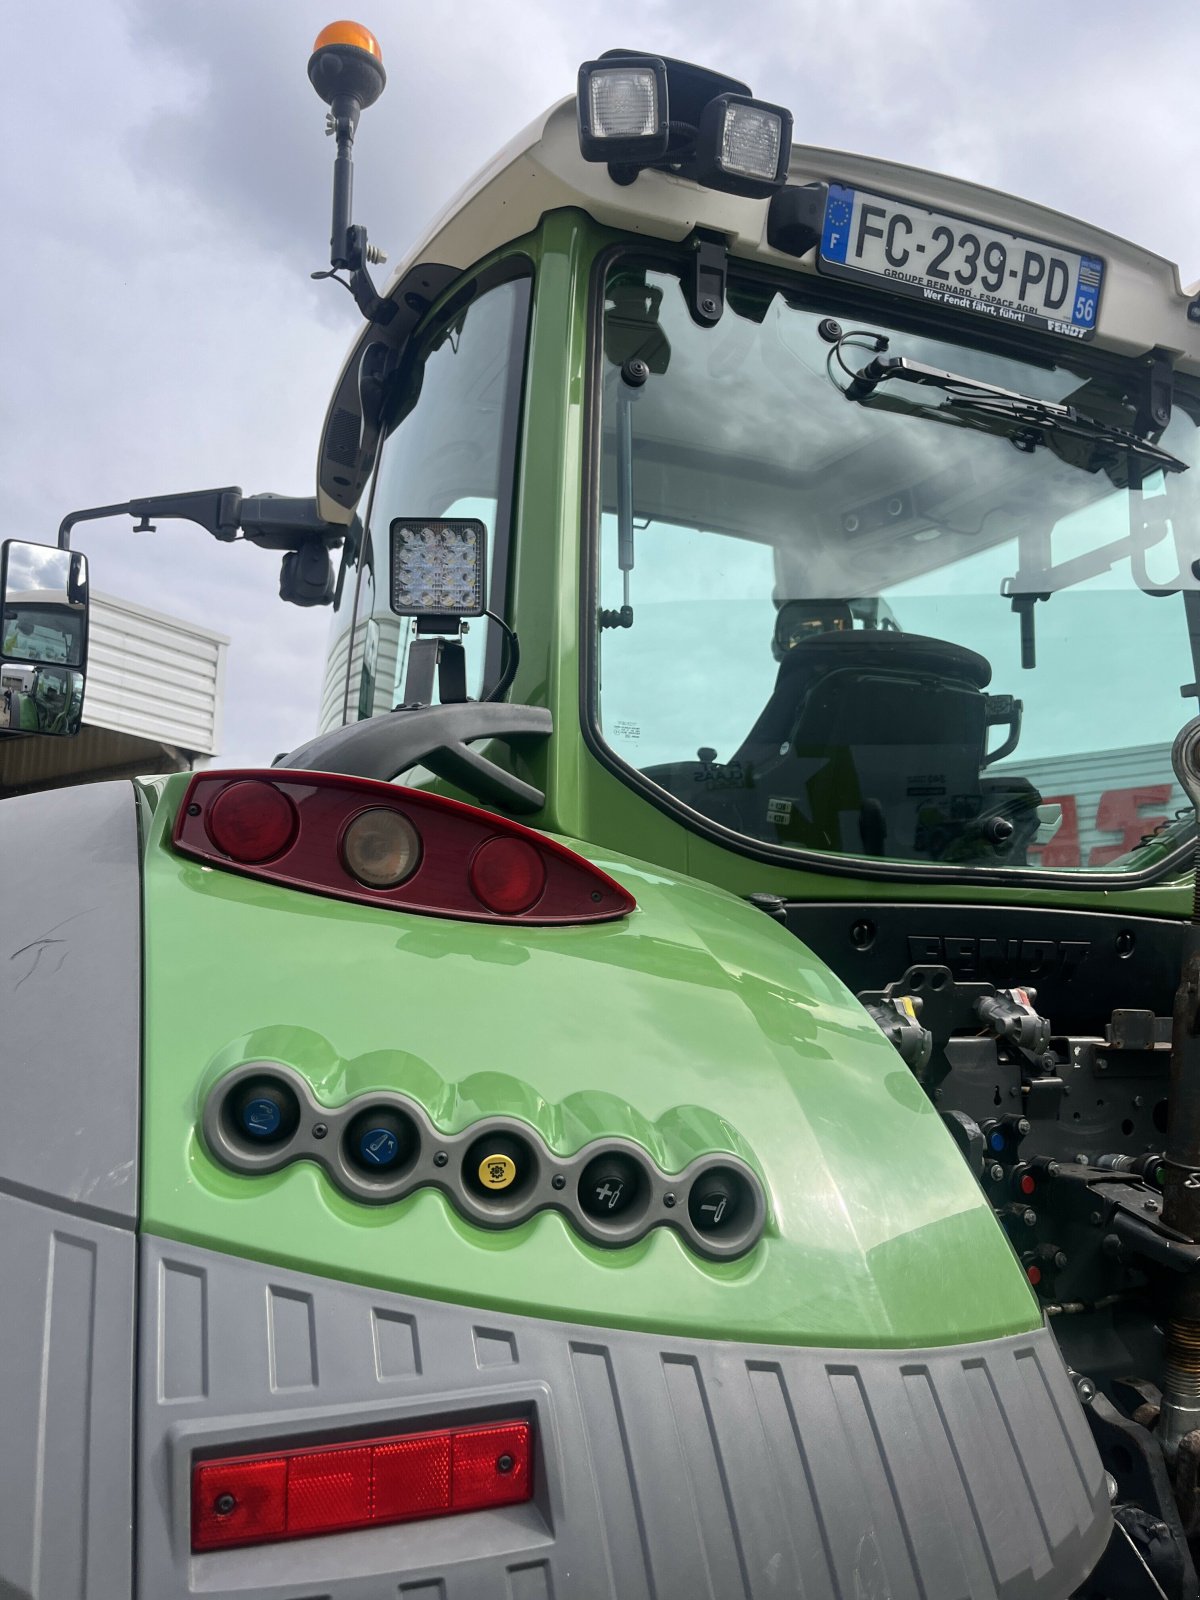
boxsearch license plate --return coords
[818,183,1103,341]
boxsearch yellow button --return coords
[478,1153,517,1190]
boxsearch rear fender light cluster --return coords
[192,1419,532,1551]
[171,769,636,926]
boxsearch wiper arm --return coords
[845,354,1187,474]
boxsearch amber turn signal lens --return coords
[311,20,382,59]
[341,807,421,889]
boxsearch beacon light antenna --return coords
[307,21,395,325]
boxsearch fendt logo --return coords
[907,935,1091,982]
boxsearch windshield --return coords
[594,261,1200,875]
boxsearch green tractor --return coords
[7,21,1200,1597]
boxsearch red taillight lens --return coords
[192,1419,532,1552]
[468,836,546,915]
[206,779,297,863]
[173,769,636,925]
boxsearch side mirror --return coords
[0,540,88,737]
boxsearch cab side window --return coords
[345,269,531,721]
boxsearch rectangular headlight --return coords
[389,518,487,617]
[577,56,670,164]
[695,93,792,197]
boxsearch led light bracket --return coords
[404,633,468,706]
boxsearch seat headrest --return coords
[774,630,992,691]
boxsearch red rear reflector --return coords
[192,1456,287,1548]
[173,769,636,926]
[286,1445,373,1536]
[192,1419,532,1551]
[373,1433,451,1520]
[451,1422,532,1510]
[469,837,546,915]
[206,779,297,863]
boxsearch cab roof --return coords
[317,93,1200,523]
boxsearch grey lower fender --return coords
[0,780,142,1600]
[140,1235,1111,1600]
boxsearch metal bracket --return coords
[402,636,468,707]
[1135,349,1174,440]
[688,233,727,327]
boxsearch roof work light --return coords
[576,53,791,196]
[577,57,670,163]
[694,94,793,198]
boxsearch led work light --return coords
[694,94,792,197]
[577,56,670,164]
[389,519,487,617]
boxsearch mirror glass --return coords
[0,542,89,737]
[0,663,85,735]
[2,542,89,669]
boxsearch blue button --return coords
[242,1097,282,1138]
[989,1131,1006,1152]
[359,1127,399,1166]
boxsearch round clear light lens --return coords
[342,807,421,889]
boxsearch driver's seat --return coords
[730,631,1029,860]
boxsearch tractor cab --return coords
[308,51,1200,905]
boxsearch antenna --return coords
[307,22,394,324]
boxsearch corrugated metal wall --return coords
[86,591,228,754]
[320,613,407,734]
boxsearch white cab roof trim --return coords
[317,94,1200,516]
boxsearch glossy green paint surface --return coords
[142,772,1039,1347]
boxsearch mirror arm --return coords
[57,490,347,553]
[58,489,244,550]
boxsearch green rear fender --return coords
[141,773,1039,1347]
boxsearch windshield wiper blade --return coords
[845,354,1187,474]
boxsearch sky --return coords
[6,0,1200,768]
